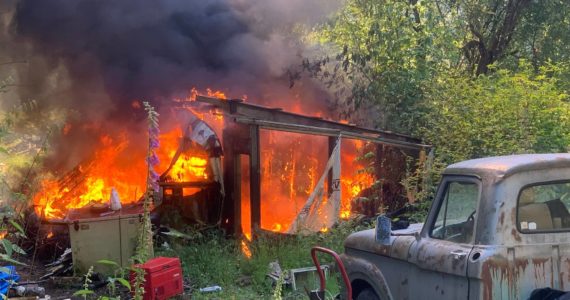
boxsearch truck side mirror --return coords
[375,215,392,245]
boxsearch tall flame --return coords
[33,89,375,239]
[33,90,227,220]
[241,130,374,237]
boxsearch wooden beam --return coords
[195,96,422,144]
[249,125,261,233]
[158,182,216,188]
[234,117,430,150]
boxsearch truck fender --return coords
[340,254,394,300]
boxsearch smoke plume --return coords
[2,0,340,170]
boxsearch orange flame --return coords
[33,89,230,220]
[35,89,375,234]
[241,130,374,236]
[241,239,252,259]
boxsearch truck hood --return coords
[344,223,423,255]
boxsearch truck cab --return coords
[341,154,570,300]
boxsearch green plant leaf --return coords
[11,243,26,255]
[97,259,120,267]
[0,253,26,266]
[161,228,193,240]
[1,239,13,257]
[116,278,131,290]
[73,289,94,296]
[9,220,25,236]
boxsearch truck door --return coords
[408,177,480,299]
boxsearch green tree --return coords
[312,0,457,132]
[417,61,570,164]
[507,0,570,70]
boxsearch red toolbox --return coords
[130,257,184,300]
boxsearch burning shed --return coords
[181,95,430,236]
[31,93,428,243]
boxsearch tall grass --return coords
[156,218,373,299]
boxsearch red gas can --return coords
[130,257,184,300]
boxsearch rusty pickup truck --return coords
[341,154,570,300]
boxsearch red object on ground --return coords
[311,246,352,300]
[130,257,184,300]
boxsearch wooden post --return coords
[222,128,235,233]
[327,136,336,194]
[232,154,242,235]
[249,125,261,233]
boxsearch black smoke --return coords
[11,0,338,113]
[5,0,340,170]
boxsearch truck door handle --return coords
[450,250,467,260]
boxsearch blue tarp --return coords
[0,266,20,296]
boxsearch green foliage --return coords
[156,220,372,298]
[506,0,570,69]
[97,259,130,298]
[74,266,95,300]
[272,272,284,300]
[417,61,570,164]
[311,0,460,131]
[132,101,160,300]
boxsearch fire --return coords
[62,123,72,135]
[241,130,374,236]
[189,87,228,101]
[0,231,7,239]
[33,105,223,220]
[46,231,54,239]
[33,132,145,219]
[131,100,142,109]
[34,88,376,235]
[272,223,282,232]
[241,239,252,259]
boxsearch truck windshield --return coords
[430,181,479,243]
[518,181,570,232]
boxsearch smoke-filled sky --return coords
[8,0,340,115]
[0,0,341,170]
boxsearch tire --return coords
[356,288,380,300]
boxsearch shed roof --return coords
[194,96,429,150]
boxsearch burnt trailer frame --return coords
[194,96,430,235]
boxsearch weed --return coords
[73,266,95,299]
[156,219,373,299]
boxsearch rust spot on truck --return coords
[481,259,509,300]
[532,258,548,267]
[515,259,528,273]
[481,257,537,300]
[511,228,521,242]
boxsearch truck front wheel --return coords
[356,288,380,300]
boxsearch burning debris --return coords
[30,94,425,242]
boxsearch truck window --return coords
[518,182,570,232]
[430,181,479,243]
